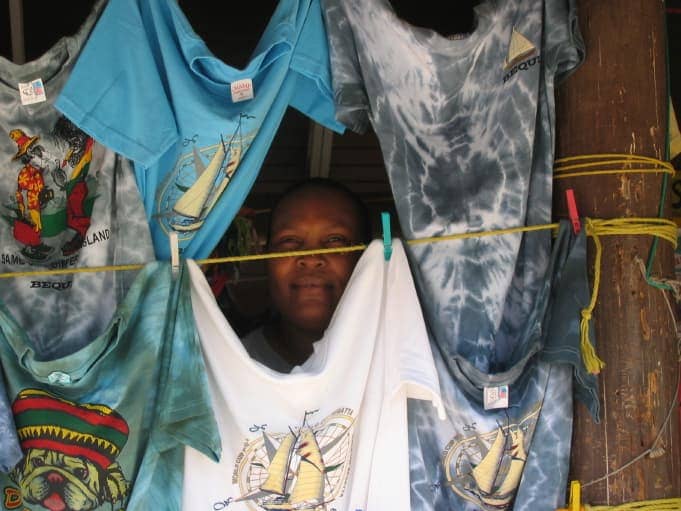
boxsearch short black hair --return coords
[268,178,371,245]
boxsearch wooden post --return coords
[8,0,25,64]
[554,0,681,504]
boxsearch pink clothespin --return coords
[566,189,581,234]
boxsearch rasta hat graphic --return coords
[9,129,40,161]
[11,389,130,469]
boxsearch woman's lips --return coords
[290,278,333,300]
[291,276,331,289]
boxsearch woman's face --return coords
[267,188,364,337]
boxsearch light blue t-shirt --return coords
[0,262,220,511]
[56,0,345,259]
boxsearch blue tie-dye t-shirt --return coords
[322,0,587,509]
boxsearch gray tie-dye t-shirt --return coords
[322,0,585,509]
[0,2,154,469]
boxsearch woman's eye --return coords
[273,237,301,251]
[325,236,351,248]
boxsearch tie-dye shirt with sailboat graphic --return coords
[322,0,587,509]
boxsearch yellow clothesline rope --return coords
[0,222,562,280]
[585,501,681,511]
[579,217,678,374]
[2,217,671,281]
[0,245,371,279]
[0,215,676,382]
[558,481,681,511]
[554,154,675,179]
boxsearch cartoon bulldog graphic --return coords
[9,389,131,511]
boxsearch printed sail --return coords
[202,145,242,214]
[494,429,525,496]
[172,141,227,219]
[289,428,325,505]
[482,430,527,507]
[504,28,536,69]
[261,432,296,495]
[471,427,506,495]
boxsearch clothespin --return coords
[556,481,585,511]
[169,231,180,276]
[381,211,393,261]
[566,189,581,234]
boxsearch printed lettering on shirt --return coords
[29,280,73,291]
[231,408,355,510]
[211,496,234,510]
[441,403,541,511]
[503,56,541,84]
[2,486,24,510]
[48,254,80,270]
[0,254,26,266]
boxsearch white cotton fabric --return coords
[183,239,444,511]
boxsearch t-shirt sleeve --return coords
[320,0,372,134]
[153,263,221,461]
[543,0,585,84]
[385,240,445,419]
[55,0,177,167]
[289,0,346,134]
[0,374,22,472]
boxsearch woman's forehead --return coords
[271,188,361,228]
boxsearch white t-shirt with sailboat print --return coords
[183,240,444,511]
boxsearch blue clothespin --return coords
[381,211,393,261]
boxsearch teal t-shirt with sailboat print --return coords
[0,262,220,511]
[56,0,345,260]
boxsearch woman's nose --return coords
[296,253,327,268]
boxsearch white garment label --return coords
[230,78,254,103]
[47,371,72,386]
[484,385,509,410]
[18,78,47,105]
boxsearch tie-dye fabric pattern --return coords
[322,0,586,508]
[0,263,220,509]
[0,1,154,471]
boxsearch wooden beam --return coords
[306,121,334,178]
[554,0,680,504]
[9,0,25,64]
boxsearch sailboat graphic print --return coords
[442,404,541,510]
[157,113,254,236]
[233,408,355,511]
